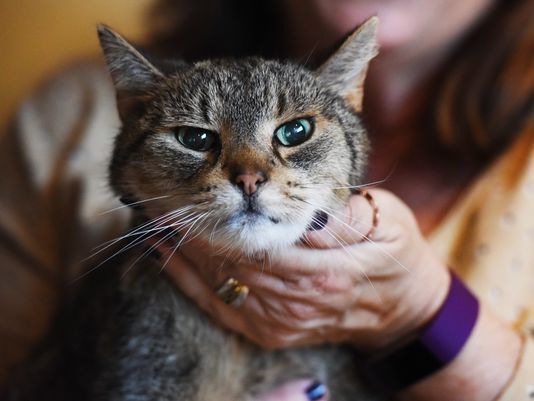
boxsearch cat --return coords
[4,18,386,401]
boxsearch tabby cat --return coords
[5,18,385,401]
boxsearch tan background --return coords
[0,0,153,124]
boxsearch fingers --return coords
[305,189,417,249]
[151,188,421,352]
[235,245,368,285]
[174,238,373,308]
[157,240,351,349]
[304,194,373,248]
[171,255,302,348]
[177,240,364,298]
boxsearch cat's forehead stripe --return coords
[276,91,287,118]
[169,60,321,128]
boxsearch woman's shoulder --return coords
[11,59,122,217]
[16,60,117,147]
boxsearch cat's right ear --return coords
[97,25,164,120]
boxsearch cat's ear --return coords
[97,24,164,120]
[317,17,379,112]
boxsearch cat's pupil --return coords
[275,118,313,147]
[288,122,305,137]
[176,127,217,151]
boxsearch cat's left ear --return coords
[317,17,379,112]
[97,24,164,120]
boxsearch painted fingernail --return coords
[307,211,328,231]
[305,381,327,400]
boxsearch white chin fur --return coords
[207,216,308,255]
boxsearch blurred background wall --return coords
[0,0,153,124]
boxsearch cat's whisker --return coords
[90,210,176,251]
[98,194,171,215]
[212,234,238,257]
[159,212,208,257]
[173,211,215,249]
[159,211,213,274]
[334,168,397,188]
[317,222,383,303]
[83,209,183,261]
[295,197,373,227]
[254,248,274,279]
[74,206,207,283]
[331,175,392,190]
[208,218,222,245]
[213,244,244,278]
[300,42,319,67]
[72,210,200,283]
[298,199,411,274]
[301,235,314,248]
[215,251,233,276]
[89,205,197,253]
[254,250,268,280]
[298,182,376,191]
[122,224,184,279]
[96,201,208,250]
[294,170,395,192]
[100,210,199,251]
[84,207,198,266]
[115,214,194,256]
[122,209,212,279]
[320,207,411,274]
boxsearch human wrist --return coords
[366,253,451,350]
[398,304,523,401]
[357,269,478,392]
[393,254,451,346]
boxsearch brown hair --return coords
[146,0,286,60]
[147,0,533,160]
[434,0,533,159]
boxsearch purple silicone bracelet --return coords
[362,270,480,393]
[419,271,480,365]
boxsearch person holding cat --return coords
[150,0,533,400]
[0,0,532,400]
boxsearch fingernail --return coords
[307,211,328,231]
[305,381,327,400]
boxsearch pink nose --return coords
[233,171,267,196]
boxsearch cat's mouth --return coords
[238,196,281,224]
[244,196,261,214]
[236,208,281,225]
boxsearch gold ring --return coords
[216,277,249,307]
[354,189,379,241]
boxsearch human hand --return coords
[158,188,450,350]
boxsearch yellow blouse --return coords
[0,63,532,398]
[430,126,534,400]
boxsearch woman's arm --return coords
[399,305,523,401]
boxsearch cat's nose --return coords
[233,170,267,196]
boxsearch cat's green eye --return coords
[274,118,314,147]
[175,127,218,151]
